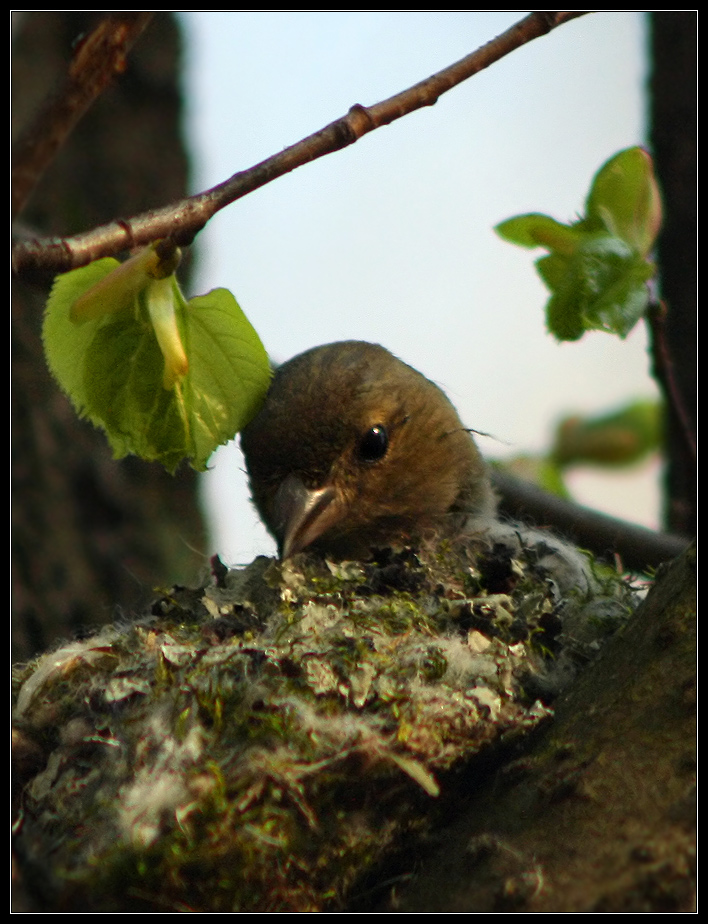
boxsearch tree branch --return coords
[11,12,154,222]
[12,11,589,279]
[491,468,689,572]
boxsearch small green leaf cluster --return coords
[496,147,662,341]
[43,243,271,472]
[551,400,662,468]
[494,398,662,501]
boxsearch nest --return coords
[12,538,639,912]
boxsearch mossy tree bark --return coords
[367,545,696,913]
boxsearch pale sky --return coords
[178,11,661,565]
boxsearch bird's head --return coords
[240,341,493,559]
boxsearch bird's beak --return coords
[272,474,346,559]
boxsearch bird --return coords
[240,341,496,560]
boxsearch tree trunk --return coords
[649,12,696,536]
[12,12,206,660]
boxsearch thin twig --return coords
[646,300,697,463]
[12,12,154,222]
[12,11,589,278]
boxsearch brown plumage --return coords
[240,341,495,559]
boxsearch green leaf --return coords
[495,214,582,255]
[545,288,585,342]
[82,311,187,468]
[586,147,662,257]
[572,235,654,337]
[43,258,271,472]
[535,253,569,292]
[176,288,272,470]
[44,259,124,408]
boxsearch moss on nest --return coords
[13,539,640,912]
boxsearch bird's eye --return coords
[357,424,388,462]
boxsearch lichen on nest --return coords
[12,538,640,912]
